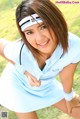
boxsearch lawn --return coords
[0,0,80,119]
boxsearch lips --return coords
[38,39,49,47]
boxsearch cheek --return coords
[26,38,36,48]
[25,35,33,45]
[27,39,33,45]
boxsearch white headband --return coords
[19,14,43,31]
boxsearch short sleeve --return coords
[68,32,80,63]
[3,40,23,63]
[72,47,80,63]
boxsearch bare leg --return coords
[15,111,38,119]
[53,99,80,119]
[15,99,80,119]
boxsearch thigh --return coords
[15,111,38,119]
[53,99,80,119]
[53,99,68,113]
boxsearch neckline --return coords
[41,44,63,71]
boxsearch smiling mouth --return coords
[39,40,50,47]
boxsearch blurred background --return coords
[0,0,80,119]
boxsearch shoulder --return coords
[4,39,24,48]
[9,39,24,48]
[53,32,80,69]
[3,39,29,63]
[62,32,80,64]
[4,39,29,53]
[68,32,80,49]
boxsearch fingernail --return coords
[37,83,40,85]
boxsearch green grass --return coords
[0,0,21,10]
[0,0,80,119]
[56,3,80,36]
[0,9,18,41]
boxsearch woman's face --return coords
[23,22,58,58]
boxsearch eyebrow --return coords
[37,22,44,28]
[24,29,33,32]
[24,22,44,32]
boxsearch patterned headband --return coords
[19,14,43,31]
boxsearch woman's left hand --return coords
[66,94,80,114]
[24,71,41,87]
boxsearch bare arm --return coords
[0,39,40,86]
[0,39,15,64]
[59,63,78,93]
[59,63,80,113]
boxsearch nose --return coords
[35,31,45,44]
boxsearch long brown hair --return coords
[16,0,68,67]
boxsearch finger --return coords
[67,104,72,114]
[78,95,80,103]
[66,102,72,114]
[76,95,80,106]
[77,95,80,103]
[25,71,39,83]
[68,108,72,114]
[31,76,41,86]
[27,75,36,86]
[25,71,41,86]
[27,75,41,86]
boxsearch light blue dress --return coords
[0,32,80,113]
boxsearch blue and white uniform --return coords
[0,32,80,113]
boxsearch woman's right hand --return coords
[24,71,41,87]
[66,94,80,114]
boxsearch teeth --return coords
[40,41,48,46]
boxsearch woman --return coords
[0,0,80,119]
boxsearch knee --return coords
[70,107,80,119]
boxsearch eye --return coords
[41,25,47,30]
[25,31,33,35]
